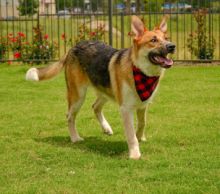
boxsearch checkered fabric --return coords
[132,65,160,102]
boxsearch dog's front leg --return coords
[136,106,147,142]
[120,106,141,159]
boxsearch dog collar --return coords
[132,65,160,101]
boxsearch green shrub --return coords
[0,36,7,60]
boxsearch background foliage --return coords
[18,0,38,16]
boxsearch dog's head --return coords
[131,15,175,71]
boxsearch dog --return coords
[26,16,175,159]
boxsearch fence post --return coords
[108,0,113,46]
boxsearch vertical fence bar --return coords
[108,0,113,46]
[103,0,107,42]
[190,0,193,60]
[25,0,28,41]
[169,0,172,43]
[208,0,211,57]
[12,0,15,35]
[63,0,66,53]
[121,12,124,48]
[183,3,186,60]
[148,0,151,30]
[0,1,1,38]
[70,0,73,48]
[115,0,118,48]
[31,0,34,40]
[57,0,60,58]
[176,0,179,60]
[219,0,220,59]
[76,0,79,41]
[6,0,9,59]
[0,0,2,61]
[51,0,54,49]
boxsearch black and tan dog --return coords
[26,16,175,159]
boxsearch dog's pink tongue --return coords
[156,56,173,66]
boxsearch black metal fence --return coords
[0,0,219,63]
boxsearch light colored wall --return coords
[0,0,19,18]
[0,0,56,18]
[39,0,56,15]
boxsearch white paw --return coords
[140,136,146,142]
[71,136,84,143]
[103,127,113,135]
[102,121,113,135]
[129,147,141,160]
[25,68,39,81]
[137,133,146,142]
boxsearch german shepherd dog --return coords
[26,16,175,159]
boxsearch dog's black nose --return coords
[166,43,176,53]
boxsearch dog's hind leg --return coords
[136,107,147,142]
[67,84,87,143]
[65,61,88,143]
[92,96,113,135]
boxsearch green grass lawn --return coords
[0,64,219,194]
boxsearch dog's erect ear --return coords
[131,16,145,40]
[158,15,168,33]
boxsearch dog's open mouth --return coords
[148,53,173,69]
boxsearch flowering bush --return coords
[1,23,105,64]
[22,27,58,64]
[187,9,216,60]
[0,26,58,64]
[7,32,26,61]
[63,23,106,46]
[75,23,106,43]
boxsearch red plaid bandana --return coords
[133,65,160,101]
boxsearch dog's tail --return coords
[25,53,67,81]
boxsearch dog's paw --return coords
[103,127,113,135]
[102,121,113,135]
[129,147,141,160]
[71,136,84,143]
[136,132,146,142]
[137,134,146,142]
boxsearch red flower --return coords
[44,34,49,40]
[90,32,96,36]
[8,60,12,65]
[128,31,133,36]
[10,37,18,43]
[18,32,25,37]
[61,33,66,40]
[14,51,21,59]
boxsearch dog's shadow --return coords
[35,135,127,157]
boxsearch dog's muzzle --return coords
[148,43,176,69]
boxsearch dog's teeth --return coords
[155,56,162,62]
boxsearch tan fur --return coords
[38,53,68,81]
[26,16,174,159]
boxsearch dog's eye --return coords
[165,36,170,41]
[150,38,158,43]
